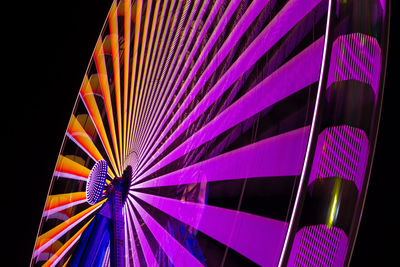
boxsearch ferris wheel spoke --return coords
[54,155,90,181]
[134,0,235,168]
[122,0,132,159]
[127,0,167,157]
[132,0,168,150]
[129,196,205,267]
[33,200,105,259]
[80,75,120,175]
[41,219,93,267]
[134,0,275,175]
[134,0,190,150]
[126,198,158,267]
[126,0,143,158]
[138,0,322,178]
[136,0,202,158]
[132,0,162,157]
[129,0,179,152]
[123,206,140,266]
[136,0,210,163]
[135,1,204,162]
[133,126,309,190]
[94,38,122,174]
[66,115,115,178]
[132,191,287,266]
[108,0,124,170]
[128,0,154,150]
[42,192,87,218]
[134,36,323,183]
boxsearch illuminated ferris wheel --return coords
[31,0,389,266]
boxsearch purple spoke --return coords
[135,36,323,183]
[136,0,265,174]
[136,0,193,155]
[135,0,322,179]
[134,0,210,165]
[133,0,225,173]
[125,199,157,267]
[133,0,181,146]
[130,197,205,267]
[134,126,310,189]
[123,205,140,266]
[132,191,288,266]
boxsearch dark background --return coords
[3,1,398,265]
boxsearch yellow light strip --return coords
[109,1,124,170]
[68,115,115,178]
[94,39,122,175]
[80,75,119,175]
[34,200,105,253]
[129,0,153,151]
[42,218,94,267]
[123,0,132,158]
[127,0,142,156]
[55,155,90,179]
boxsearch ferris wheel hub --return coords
[86,160,108,205]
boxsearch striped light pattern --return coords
[287,225,348,267]
[31,0,387,266]
[327,33,382,99]
[309,125,369,191]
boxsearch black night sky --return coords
[3,1,399,266]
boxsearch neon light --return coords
[309,125,369,191]
[136,0,323,179]
[55,155,90,181]
[327,33,382,99]
[43,192,86,218]
[80,75,119,175]
[134,126,310,189]
[131,192,287,266]
[41,219,93,267]
[109,0,123,170]
[33,200,105,258]
[130,197,208,267]
[287,225,348,266]
[279,0,333,265]
[94,39,122,175]
[123,0,131,158]
[135,36,324,183]
[126,0,142,156]
[132,0,221,163]
[125,199,158,266]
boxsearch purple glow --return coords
[132,191,288,266]
[287,225,348,267]
[126,200,157,266]
[327,33,382,99]
[136,0,197,152]
[136,0,208,157]
[308,125,369,191]
[134,126,310,189]
[123,204,141,266]
[130,197,205,267]
[32,204,102,258]
[135,36,323,183]
[135,0,247,170]
[135,0,323,180]
[131,0,218,161]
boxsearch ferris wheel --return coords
[31,0,389,266]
